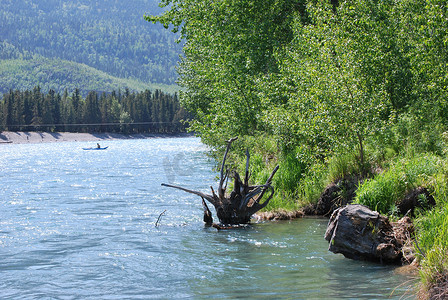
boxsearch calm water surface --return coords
[0,137,415,299]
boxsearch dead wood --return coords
[162,137,279,225]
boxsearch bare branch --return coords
[219,137,238,198]
[239,186,262,210]
[161,183,216,205]
[266,165,279,185]
[257,165,279,202]
[248,186,275,215]
[223,169,230,192]
[244,148,250,186]
[202,197,213,225]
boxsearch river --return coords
[0,137,414,299]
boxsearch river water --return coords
[0,137,415,299]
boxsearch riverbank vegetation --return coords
[148,0,447,296]
[0,87,189,133]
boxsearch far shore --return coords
[0,131,194,145]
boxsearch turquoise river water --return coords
[0,137,415,299]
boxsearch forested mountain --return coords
[0,58,179,97]
[0,0,182,95]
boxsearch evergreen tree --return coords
[83,91,101,132]
[3,90,14,130]
[42,91,55,132]
[0,86,187,134]
[12,90,25,131]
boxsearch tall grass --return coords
[416,206,448,294]
[355,168,405,214]
[354,154,441,215]
[327,152,360,182]
[415,169,448,293]
[295,162,327,207]
[261,149,307,211]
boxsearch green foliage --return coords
[149,0,448,206]
[354,154,441,215]
[148,0,300,143]
[391,113,447,156]
[415,170,448,288]
[149,0,448,292]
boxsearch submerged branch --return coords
[155,209,167,227]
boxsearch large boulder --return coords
[325,204,413,264]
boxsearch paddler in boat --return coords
[97,143,101,148]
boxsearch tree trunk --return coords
[162,137,279,226]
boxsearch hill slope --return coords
[0,58,179,96]
[0,0,181,93]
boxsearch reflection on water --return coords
[0,138,414,299]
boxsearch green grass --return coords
[416,205,448,294]
[327,152,359,182]
[354,153,441,215]
[414,167,448,292]
[295,162,327,207]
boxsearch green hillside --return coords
[0,0,182,93]
[0,58,179,96]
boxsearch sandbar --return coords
[0,131,192,144]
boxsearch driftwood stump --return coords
[162,137,279,226]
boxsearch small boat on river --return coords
[82,146,108,150]
[83,143,108,150]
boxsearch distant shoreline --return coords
[0,131,194,145]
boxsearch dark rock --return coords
[314,176,360,216]
[397,187,436,216]
[325,204,413,264]
[301,204,317,216]
[315,183,341,216]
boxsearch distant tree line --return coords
[0,87,190,134]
